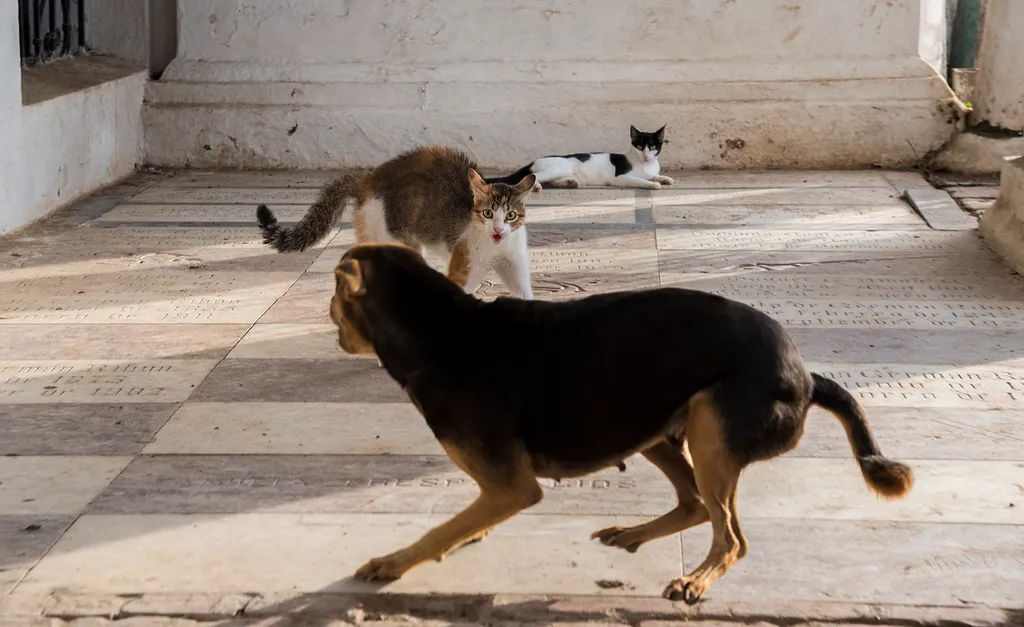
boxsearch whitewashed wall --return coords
[145,0,959,170]
[0,3,146,234]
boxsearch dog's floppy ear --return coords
[334,258,366,296]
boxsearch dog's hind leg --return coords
[354,442,542,581]
[663,393,744,605]
[592,440,709,552]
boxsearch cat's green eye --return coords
[482,209,494,218]
[505,211,518,222]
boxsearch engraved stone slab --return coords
[92,204,314,224]
[0,516,75,594]
[653,205,927,229]
[0,272,296,324]
[21,513,680,596]
[681,520,1024,607]
[528,248,659,274]
[190,358,403,403]
[788,328,1024,366]
[89,455,1024,525]
[227,324,345,360]
[526,204,636,224]
[476,271,660,301]
[528,228,655,250]
[795,406,1024,462]
[656,250,1015,277]
[0,404,176,455]
[660,273,1024,301]
[746,299,1024,330]
[668,170,893,188]
[0,457,130,514]
[528,189,636,205]
[163,171,333,188]
[257,274,333,324]
[0,360,217,404]
[129,187,321,205]
[651,187,902,206]
[807,362,1024,409]
[0,324,248,359]
[656,229,987,253]
[144,402,432,455]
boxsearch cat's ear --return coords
[513,173,537,196]
[630,125,640,143]
[467,168,491,202]
[654,125,666,140]
[335,258,366,297]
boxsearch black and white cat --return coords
[488,125,673,190]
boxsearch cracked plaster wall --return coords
[145,0,960,170]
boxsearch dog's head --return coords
[329,243,436,356]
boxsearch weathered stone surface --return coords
[680,520,1024,607]
[656,229,988,253]
[0,457,130,515]
[190,359,404,403]
[227,324,345,359]
[526,205,636,225]
[92,204,314,224]
[0,516,75,594]
[739,299,1024,330]
[0,404,175,455]
[88,455,1024,524]
[806,361,1024,409]
[902,187,978,230]
[0,324,248,360]
[0,360,217,404]
[164,171,332,188]
[21,514,680,596]
[0,271,296,324]
[653,204,927,229]
[257,274,332,324]
[661,273,1024,301]
[528,189,636,206]
[143,402,431,455]
[651,187,903,206]
[129,188,321,205]
[656,249,1014,277]
[668,170,894,188]
[788,328,1024,365]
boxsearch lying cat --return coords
[256,146,537,299]
[488,125,674,190]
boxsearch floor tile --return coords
[227,324,344,359]
[0,360,218,404]
[0,404,175,455]
[190,359,404,403]
[0,324,248,360]
[0,457,131,515]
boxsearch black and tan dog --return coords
[331,243,913,603]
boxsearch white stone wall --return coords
[145,0,959,170]
[0,3,146,234]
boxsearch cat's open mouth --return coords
[491,234,504,244]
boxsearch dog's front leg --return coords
[355,442,543,581]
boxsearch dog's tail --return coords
[810,373,914,499]
[484,164,536,186]
[256,173,362,252]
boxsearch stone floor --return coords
[0,169,1022,626]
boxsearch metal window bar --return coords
[18,0,86,65]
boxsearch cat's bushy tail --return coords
[256,173,361,252]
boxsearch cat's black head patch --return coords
[630,125,666,156]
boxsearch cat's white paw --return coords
[654,176,674,185]
[647,181,662,190]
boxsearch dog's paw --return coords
[591,526,642,553]
[354,555,407,582]
[654,175,674,185]
[663,578,705,605]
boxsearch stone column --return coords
[980,158,1024,274]
[971,1,1024,133]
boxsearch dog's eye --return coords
[482,209,494,219]
[505,211,518,222]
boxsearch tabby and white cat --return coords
[256,146,537,299]
[487,125,673,190]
